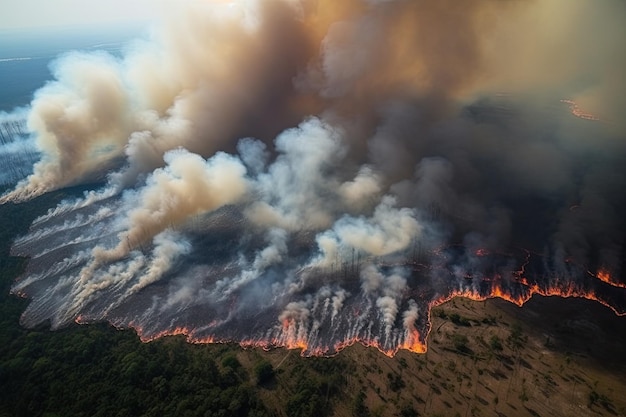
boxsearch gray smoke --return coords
[2,0,625,355]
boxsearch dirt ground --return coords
[241,295,626,417]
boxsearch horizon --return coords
[0,0,167,31]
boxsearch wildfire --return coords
[84,249,625,358]
[102,269,625,356]
[331,336,407,358]
[401,328,427,354]
[561,99,600,121]
[111,322,221,344]
[596,269,626,289]
[138,326,197,343]
[241,336,310,353]
[118,267,624,357]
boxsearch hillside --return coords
[235,295,626,417]
[1,191,625,417]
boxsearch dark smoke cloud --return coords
[2,0,625,355]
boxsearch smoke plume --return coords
[2,0,625,356]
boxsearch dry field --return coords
[235,296,626,417]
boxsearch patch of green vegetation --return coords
[253,360,275,386]
[451,334,471,354]
[588,389,614,412]
[434,309,448,319]
[398,403,418,417]
[508,322,527,350]
[284,357,348,417]
[489,335,504,352]
[352,390,369,417]
[387,372,406,392]
[449,313,471,327]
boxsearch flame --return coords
[110,270,625,357]
[561,99,600,121]
[440,275,626,319]
[596,269,626,289]
[87,248,625,358]
[401,328,427,354]
[331,336,402,358]
[137,326,197,343]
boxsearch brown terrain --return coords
[234,295,626,417]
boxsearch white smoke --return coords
[245,118,345,231]
[314,196,421,267]
[115,148,248,256]
[402,299,419,331]
[359,265,408,338]
[331,289,348,322]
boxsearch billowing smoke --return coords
[3,0,626,356]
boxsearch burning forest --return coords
[1,0,625,357]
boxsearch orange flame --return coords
[103,258,624,358]
[401,328,427,354]
[561,99,600,121]
[596,269,626,289]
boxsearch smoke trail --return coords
[3,0,626,356]
[0,110,39,186]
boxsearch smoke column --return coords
[3,0,626,356]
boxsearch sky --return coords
[0,0,169,30]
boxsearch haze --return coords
[0,0,168,30]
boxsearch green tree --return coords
[489,335,503,352]
[452,334,471,354]
[254,360,275,385]
[352,390,369,417]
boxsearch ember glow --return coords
[596,270,626,289]
[560,99,601,121]
[2,0,625,357]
